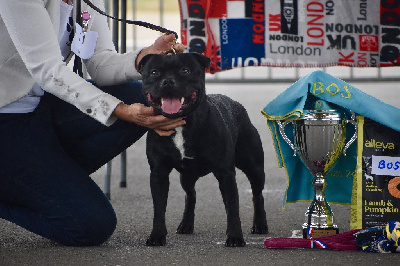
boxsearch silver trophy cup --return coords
[277,109,357,238]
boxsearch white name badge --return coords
[371,155,400,176]
[71,24,98,60]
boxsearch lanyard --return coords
[82,0,178,39]
[73,0,83,77]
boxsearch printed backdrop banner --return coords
[179,0,400,73]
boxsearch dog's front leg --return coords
[215,170,246,247]
[146,168,171,246]
[176,173,198,234]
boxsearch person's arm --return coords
[0,0,121,125]
[0,0,184,133]
[83,0,185,85]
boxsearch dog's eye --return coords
[150,69,160,76]
[180,68,190,75]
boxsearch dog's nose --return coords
[161,79,176,88]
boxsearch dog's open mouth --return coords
[147,92,197,115]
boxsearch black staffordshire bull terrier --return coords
[139,53,268,247]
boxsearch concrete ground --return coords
[1,81,399,265]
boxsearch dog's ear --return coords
[191,53,211,69]
[137,54,155,73]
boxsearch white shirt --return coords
[0,1,73,113]
[0,0,141,125]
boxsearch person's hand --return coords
[112,102,185,136]
[135,33,185,70]
[152,33,185,53]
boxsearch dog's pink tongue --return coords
[161,97,182,114]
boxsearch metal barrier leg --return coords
[104,161,112,199]
[120,150,127,187]
[103,0,128,199]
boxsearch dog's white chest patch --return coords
[172,127,193,160]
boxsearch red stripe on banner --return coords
[380,0,400,24]
[182,0,220,72]
[380,0,400,66]
[181,29,187,46]
[209,0,227,18]
[186,0,208,19]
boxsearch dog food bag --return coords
[351,117,400,229]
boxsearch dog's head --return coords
[139,53,211,118]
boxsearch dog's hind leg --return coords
[176,174,198,234]
[246,165,268,235]
[214,169,246,247]
[235,127,268,235]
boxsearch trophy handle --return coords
[343,111,357,156]
[277,120,296,156]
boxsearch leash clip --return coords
[164,38,177,55]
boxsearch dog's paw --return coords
[176,221,194,234]
[145,235,167,246]
[225,237,246,247]
[251,222,269,234]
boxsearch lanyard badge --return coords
[71,10,98,60]
[81,11,91,33]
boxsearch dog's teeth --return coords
[180,97,184,104]
[161,98,164,105]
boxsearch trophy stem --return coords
[302,173,339,238]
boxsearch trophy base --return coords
[302,227,339,239]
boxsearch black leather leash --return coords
[82,0,178,39]
[73,0,178,77]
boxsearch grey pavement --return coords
[1,81,399,265]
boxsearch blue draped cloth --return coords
[262,70,400,207]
